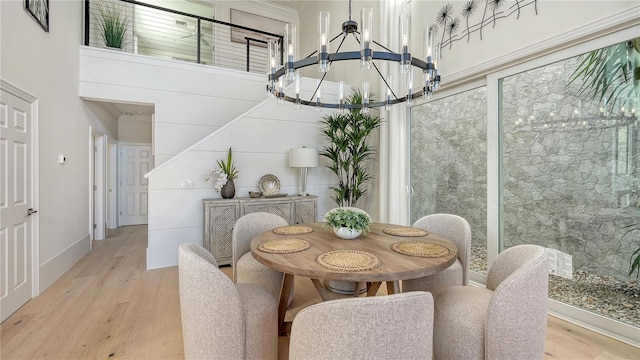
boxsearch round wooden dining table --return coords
[250,222,458,335]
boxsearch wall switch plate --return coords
[180,180,194,189]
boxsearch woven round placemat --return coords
[257,239,311,254]
[316,250,380,272]
[273,225,314,235]
[383,226,428,237]
[391,241,451,258]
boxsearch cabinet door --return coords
[242,201,292,224]
[204,202,238,265]
[293,199,317,224]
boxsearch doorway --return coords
[0,83,38,322]
[91,131,106,241]
[119,143,151,226]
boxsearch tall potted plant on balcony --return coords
[320,89,381,207]
[95,1,129,49]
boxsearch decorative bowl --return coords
[248,191,263,198]
[259,174,281,195]
[334,227,362,240]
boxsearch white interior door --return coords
[0,89,35,322]
[91,133,106,240]
[107,139,117,229]
[119,144,151,226]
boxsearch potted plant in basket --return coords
[95,1,129,49]
[323,208,371,240]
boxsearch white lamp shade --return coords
[289,148,318,167]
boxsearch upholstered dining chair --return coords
[178,242,278,360]
[289,292,435,360]
[402,213,471,297]
[232,212,294,303]
[433,244,549,360]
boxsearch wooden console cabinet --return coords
[203,195,318,265]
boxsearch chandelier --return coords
[266,0,441,112]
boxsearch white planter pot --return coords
[334,227,362,240]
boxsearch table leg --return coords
[278,274,294,336]
[310,279,331,301]
[386,280,400,295]
[366,282,382,296]
[353,282,361,297]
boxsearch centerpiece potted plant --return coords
[323,208,371,240]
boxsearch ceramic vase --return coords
[220,179,236,199]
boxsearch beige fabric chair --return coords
[232,212,294,303]
[289,292,435,360]
[403,213,471,297]
[178,242,278,360]
[433,244,549,360]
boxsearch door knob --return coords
[27,208,38,215]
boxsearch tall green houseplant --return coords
[320,90,381,207]
[95,1,129,49]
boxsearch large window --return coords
[410,86,488,273]
[409,32,639,342]
[500,38,639,328]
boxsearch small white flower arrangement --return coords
[205,169,229,193]
[204,147,238,193]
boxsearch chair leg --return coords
[386,280,400,295]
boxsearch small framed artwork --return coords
[25,0,49,32]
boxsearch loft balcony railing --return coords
[83,0,283,74]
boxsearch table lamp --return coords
[289,147,318,196]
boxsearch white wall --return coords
[79,47,266,165]
[144,78,341,269]
[0,1,118,291]
[410,0,640,86]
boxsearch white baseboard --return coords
[38,234,91,293]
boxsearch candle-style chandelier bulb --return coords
[400,14,411,73]
[285,24,296,80]
[318,11,330,73]
[433,43,441,91]
[267,39,278,98]
[277,76,285,104]
[362,80,370,114]
[294,73,301,109]
[406,67,414,106]
[360,8,373,70]
[423,26,436,98]
[315,78,322,112]
[339,81,345,111]
[385,75,393,111]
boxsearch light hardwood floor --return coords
[1,225,638,359]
